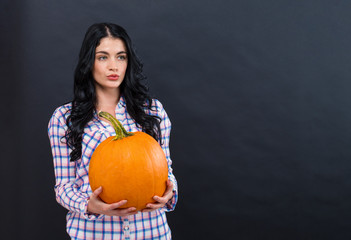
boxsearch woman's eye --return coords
[117,55,127,60]
[97,56,107,61]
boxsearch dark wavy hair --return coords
[64,23,161,162]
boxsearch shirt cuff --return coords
[164,190,177,212]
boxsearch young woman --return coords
[48,23,178,240]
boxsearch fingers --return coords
[167,179,173,187]
[142,180,175,213]
[142,198,167,212]
[153,194,171,205]
[104,200,139,217]
[160,179,174,201]
[147,201,164,208]
[142,199,162,212]
[114,207,138,217]
[142,204,162,212]
[89,188,139,217]
[102,201,138,217]
[164,180,174,195]
[92,186,103,198]
[106,200,128,210]
[142,195,170,212]
[153,195,167,204]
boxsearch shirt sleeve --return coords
[153,100,178,212]
[48,110,101,220]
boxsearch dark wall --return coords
[1,0,351,239]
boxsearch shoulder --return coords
[151,98,164,111]
[146,99,167,117]
[48,103,72,127]
[147,99,172,127]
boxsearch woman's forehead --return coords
[96,37,127,53]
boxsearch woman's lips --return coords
[107,74,119,80]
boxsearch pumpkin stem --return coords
[98,111,134,140]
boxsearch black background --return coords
[1,0,351,239]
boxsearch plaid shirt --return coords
[48,97,178,240]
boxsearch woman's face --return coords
[92,37,128,92]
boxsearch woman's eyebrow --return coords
[95,51,127,55]
[95,51,109,54]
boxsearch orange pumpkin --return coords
[89,111,168,211]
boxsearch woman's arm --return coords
[48,108,138,218]
[48,111,99,219]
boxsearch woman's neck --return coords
[95,87,121,116]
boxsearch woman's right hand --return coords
[87,186,138,217]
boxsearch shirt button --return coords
[124,226,129,231]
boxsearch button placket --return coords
[122,218,130,240]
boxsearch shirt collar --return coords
[117,94,126,108]
[93,94,126,120]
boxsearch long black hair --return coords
[65,23,161,162]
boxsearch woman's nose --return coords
[108,61,118,71]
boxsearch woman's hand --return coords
[87,186,138,217]
[142,179,174,213]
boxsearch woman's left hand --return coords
[142,179,174,212]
